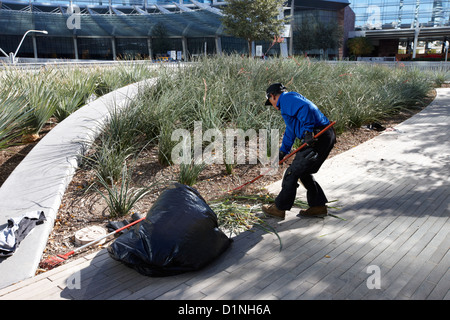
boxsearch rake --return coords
[39,216,145,270]
[229,121,336,193]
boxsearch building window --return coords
[36,37,75,59]
[77,37,113,60]
[116,38,149,59]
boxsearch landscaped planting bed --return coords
[0,57,442,271]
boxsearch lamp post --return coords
[0,47,8,58]
[445,41,449,62]
[10,29,48,64]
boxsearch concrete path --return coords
[0,87,448,300]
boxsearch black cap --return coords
[265,83,286,105]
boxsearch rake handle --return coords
[57,216,146,260]
[229,121,336,192]
[279,120,336,163]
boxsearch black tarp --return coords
[108,183,232,276]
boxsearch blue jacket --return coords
[278,91,329,154]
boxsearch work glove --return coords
[304,131,317,147]
[279,151,287,161]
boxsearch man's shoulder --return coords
[281,91,303,99]
[280,91,308,110]
[282,91,310,105]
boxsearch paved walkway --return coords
[0,88,448,300]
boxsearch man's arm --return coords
[280,124,295,155]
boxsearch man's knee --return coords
[282,167,299,189]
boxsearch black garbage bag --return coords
[107,183,232,277]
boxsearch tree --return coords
[347,37,374,58]
[294,14,317,54]
[152,23,170,58]
[294,13,343,59]
[221,0,286,56]
[315,21,343,58]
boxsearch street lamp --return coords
[9,29,48,64]
[0,47,8,58]
[445,41,449,62]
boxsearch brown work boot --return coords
[262,203,285,219]
[298,206,328,218]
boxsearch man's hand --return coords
[279,151,287,161]
[304,131,317,147]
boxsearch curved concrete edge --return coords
[0,78,156,289]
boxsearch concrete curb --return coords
[0,78,156,289]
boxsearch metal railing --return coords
[23,1,208,6]
[2,56,450,73]
[0,56,194,70]
[326,60,450,72]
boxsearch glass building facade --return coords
[350,0,450,29]
[348,1,450,59]
[0,0,354,61]
[20,1,210,5]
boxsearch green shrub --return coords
[94,164,154,218]
[130,56,433,163]
[178,161,206,186]
[0,62,157,149]
[0,96,29,149]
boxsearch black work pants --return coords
[275,127,335,211]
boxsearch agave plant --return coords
[53,69,98,122]
[94,163,156,218]
[20,73,58,136]
[87,140,135,184]
[0,96,30,150]
[178,161,206,186]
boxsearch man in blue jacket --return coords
[262,83,336,219]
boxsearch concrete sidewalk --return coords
[0,88,448,300]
